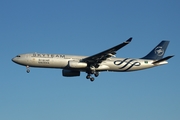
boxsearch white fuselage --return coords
[11,38,173,81]
[12,53,167,72]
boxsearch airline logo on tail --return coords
[155,46,164,56]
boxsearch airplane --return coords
[12,37,174,81]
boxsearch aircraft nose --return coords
[12,57,18,63]
[12,57,15,62]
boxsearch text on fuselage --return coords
[38,59,50,64]
[32,53,65,58]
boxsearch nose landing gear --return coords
[26,66,30,73]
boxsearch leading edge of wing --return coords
[82,37,132,63]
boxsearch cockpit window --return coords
[16,55,21,57]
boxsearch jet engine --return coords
[68,61,87,68]
[62,69,80,77]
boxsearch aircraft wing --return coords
[81,37,132,67]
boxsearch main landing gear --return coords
[26,65,30,73]
[86,71,99,82]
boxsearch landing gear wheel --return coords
[90,77,95,82]
[94,72,99,77]
[86,75,91,79]
[26,69,30,73]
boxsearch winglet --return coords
[125,37,132,43]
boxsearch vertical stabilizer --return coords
[142,41,169,60]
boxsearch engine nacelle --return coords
[68,61,87,68]
[62,69,80,77]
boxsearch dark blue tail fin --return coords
[142,41,169,60]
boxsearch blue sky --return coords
[0,0,179,120]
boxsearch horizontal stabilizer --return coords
[153,55,174,64]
